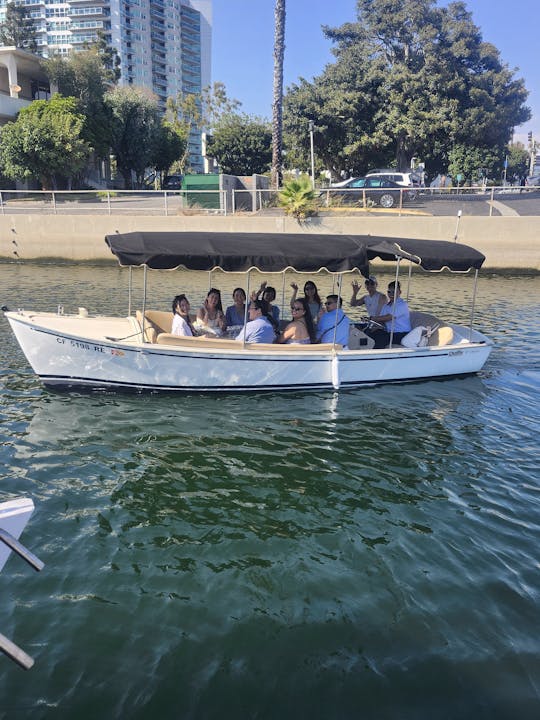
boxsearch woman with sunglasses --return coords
[276,297,316,344]
[290,280,322,323]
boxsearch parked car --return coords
[366,168,421,187]
[525,175,540,187]
[163,174,183,190]
[366,169,421,199]
[326,176,410,208]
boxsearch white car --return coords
[366,168,421,188]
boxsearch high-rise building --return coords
[0,0,212,171]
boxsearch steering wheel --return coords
[363,318,385,331]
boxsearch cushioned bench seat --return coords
[155,333,342,352]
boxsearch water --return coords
[0,265,539,719]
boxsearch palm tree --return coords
[271,0,286,189]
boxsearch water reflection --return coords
[1,266,540,718]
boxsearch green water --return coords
[0,265,539,719]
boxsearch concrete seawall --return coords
[1,213,538,271]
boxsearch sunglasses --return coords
[292,306,304,311]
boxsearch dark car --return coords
[327,176,409,208]
[163,174,183,190]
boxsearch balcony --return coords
[0,93,32,121]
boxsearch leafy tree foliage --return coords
[447,144,500,184]
[0,96,90,189]
[104,86,161,188]
[0,2,36,51]
[283,0,530,178]
[207,114,272,175]
[506,143,529,181]
[43,45,118,159]
[151,122,187,184]
[201,81,241,128]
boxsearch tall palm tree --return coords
[271,0,286,189]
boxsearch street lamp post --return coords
[308,120,315,188]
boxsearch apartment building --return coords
[0,0,212,171]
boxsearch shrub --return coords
[278,175,319,219]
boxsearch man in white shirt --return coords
[366,280,411,348]
[350,276,387,317]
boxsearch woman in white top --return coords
[171,294,197,336]
[350,276,387,317]
[196,287,226,336]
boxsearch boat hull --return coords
[6,312,493,392]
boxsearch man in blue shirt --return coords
[317,295,350,348]
[235,300,276,343]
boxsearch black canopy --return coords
[105,231,485,273]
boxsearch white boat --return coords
[0,497,35,573]
[3,232,492,392]
[0,497,43,669]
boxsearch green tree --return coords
[283,0,530,177]
[271,0,286,187]
[151,121,187,185]
[164,92,203,173]
[506,143,529,181]
[207,114,272,175]
[104,86,161,188]
[201,81,242,128]
[447,143,501,184]
[0,96,91,189]
[43,44,117,158]
[0,2,36,51]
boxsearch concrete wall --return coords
[1,213,538,270]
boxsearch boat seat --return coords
[136,310,173,343]
[427,326,454,347]
[409,310,442,329]
[156,333,342,352]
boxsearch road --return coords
[1,189,540,217]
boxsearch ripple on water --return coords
[0,269,539,717]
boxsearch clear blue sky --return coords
[211,0,539,145]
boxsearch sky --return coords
[211,0,539,146]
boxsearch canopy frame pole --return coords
[469,269,479,341]
[406,262,413,301]
[141,265,148,343]
[332,274,343,348]
[128,267,132,317]
[280,272,286,324]
[208,271,212,291]
[330,274,343,390]
[243,271,251,348]
[389,259,401,347]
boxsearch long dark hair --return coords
[172,294,188,314]
[296,296,317,343]
[205,287,223,313]
[304,281,322,308]
[252,298,279,335]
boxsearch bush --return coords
[278,175,319,219]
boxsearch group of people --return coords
[170,276,411,349]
